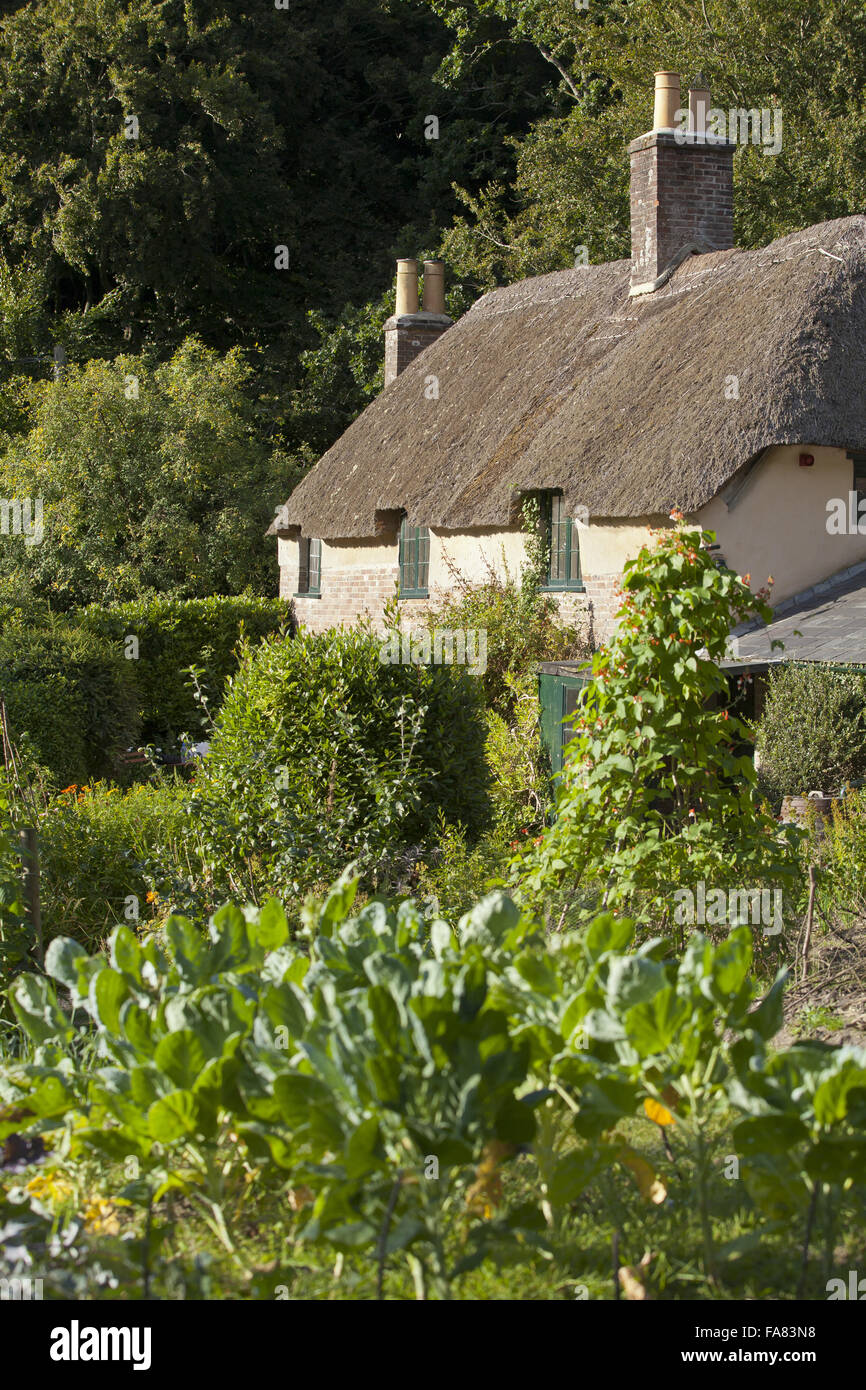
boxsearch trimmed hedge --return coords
[77,596,291,747]
[0,621,138,788]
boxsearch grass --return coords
[5,1108,863,1301]
[794,1004,846,1036]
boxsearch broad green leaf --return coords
[256,897,290,951]
[44,937,87,990]
[624,987,691,1056]
[91,969,128,1033]
[733,1114,809,1157]
[154,1029,209,1089]
[148,1090,200,1143]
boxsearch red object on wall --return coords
[799,453,815,467]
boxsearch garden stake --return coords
[796,1182,818,1300]
[376,1173,404,1300]
[18,825,42,969]
[799,864,817,981]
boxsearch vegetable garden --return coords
[1,525,865,1302]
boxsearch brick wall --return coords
[580,574,623,645]
[291,564,400,634]
[384,313,452,387]
[283,547,625,649]
[628,131,735,289]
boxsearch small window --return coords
[399,519,429,597]
[541,492,583,590]
[853,453,866,505]
[296,537,321,596]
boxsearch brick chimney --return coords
[384,258,452,386]
[628,72,735,296]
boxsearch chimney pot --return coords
[688,79,711,136]
[384,258,452,387]
[653,71,681,131]
[422,259,446,315]
[395,258,419,316]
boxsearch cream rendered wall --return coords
[577,517,661,573]
[278,534,398,592]
[430,528,527,585]
[322,536,399,567]
[279,519,664,596]
[277,535,300,594]
[697,445,865,602]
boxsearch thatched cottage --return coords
[270,71,866,649]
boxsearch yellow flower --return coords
[83,1199,121,1236]
[644,1096,675,1126]
[25,1171,74,1205]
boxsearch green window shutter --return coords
[308,538,321,595]
[399,518,430,596]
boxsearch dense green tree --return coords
[424,0,866,284]
[0,338,291,609]
[0,0,551,364]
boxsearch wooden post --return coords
[800,862,817,983]
[19,826,43,968]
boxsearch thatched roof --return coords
[271,216,866,540]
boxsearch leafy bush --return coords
[484,672,551,840]
[0,777,27,980]
[189,625,490,901]
[414,816,513,921]
[0,620,138,788]
[78,596,291,748]
[37,781,195,952]
[0,339,287,611]
[432,561,590,719]
[804,787,866,928]
[755,663,866,802]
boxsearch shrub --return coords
[0,339,286,610]
[189,624,489,901]
[414,815,513,921]
[755,663,866,802]
[431,563,590,719]
[78,595,291,748]
[37,780,195,951]
[0,620,138,788]
[484,672,551,840]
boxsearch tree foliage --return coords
[0,337,289,608]
[425,0,866,285]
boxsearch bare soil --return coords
[776,913,866,1049]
